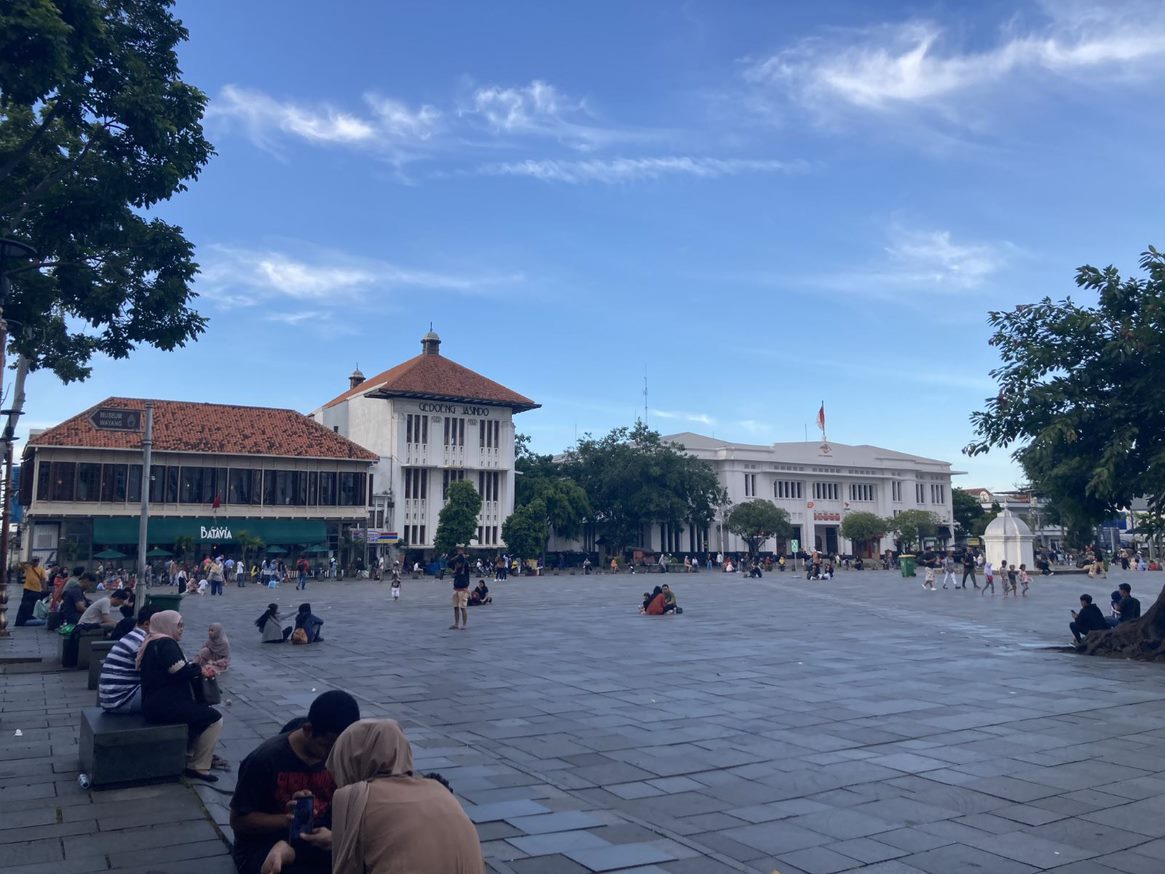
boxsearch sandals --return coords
[211,755,231,771]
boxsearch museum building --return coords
[20,398,378,565]
[310,330,539,552]
[657,433,959,557]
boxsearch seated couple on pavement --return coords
[1107,583,1141,628]
[640,585,681,615]
[230,691,483,874]
[468,580,492,606]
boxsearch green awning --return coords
[92,517,327,545]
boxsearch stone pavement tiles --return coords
[5,567,1165,872]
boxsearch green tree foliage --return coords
[967,247,1165,536]
[0,0,214,381]
[890,509,940,552]
[434,480,482,554]
[562,423,724,554]
[970,501,1002,538]
[840,511,889,546]
[514,433,560,507]
[725,500,792,554]
[235,530,264,574]
[501,502,546,560]
[951,488,984,538]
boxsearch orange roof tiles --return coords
[322,351,539,411]
[29,397,378,461]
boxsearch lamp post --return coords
[0,238,37,637]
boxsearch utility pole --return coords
[136,402,154,588]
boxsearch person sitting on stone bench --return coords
[1070,594,1109,644]
[1107,583,1141,628]
[99,606,157,714]
[138,609,224,783]
[77,589,130,636]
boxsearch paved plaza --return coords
[5,566,1165,873]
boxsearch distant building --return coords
[310,331,539,553]
[963,487,1066,548]
[20,398,377,566]
[661,433,958,557]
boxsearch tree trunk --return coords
[1079,582,1165,661]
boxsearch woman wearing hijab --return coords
[137,610,224,782]
[294,603,324,643]
[256,603,291,643]
[642,586,666,615]
[196,623,231,670]
[261,719,483,874]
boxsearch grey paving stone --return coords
[506,830,611,856]
[828,837,910,864]
[507,811,606,834]
[776,845,864,873]
[563,842,676,871]
[721,821,833,855]
[902,843,1041,874]
[468,799,553,823]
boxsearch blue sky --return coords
[21,0,1165,489]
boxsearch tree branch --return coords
[0,101,65,186]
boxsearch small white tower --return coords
[984,508,1035,571]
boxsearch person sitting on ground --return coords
[661,584,681,614]
[854,557,864,571]
[256,603,292,643]
[137,609,224,783]
[197,622,232,671]
[77,588,129,635]
[1108,583,1141,627]
[1070,594,1109,644]
[294,603,325,642]
[468,579,491,606]
[260,719,484,874]
[99,606,157,714]
[642,586,666,615]
[230,690,361,874]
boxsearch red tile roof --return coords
[29,398,379,461]
[322,351,539,411]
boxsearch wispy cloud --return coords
[476,156,803,184]
[745,4,1165,119]
[653,409,717,426]
[198,244,524,306]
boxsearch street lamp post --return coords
[0,238,37,637]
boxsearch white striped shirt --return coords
[98,627,146,711]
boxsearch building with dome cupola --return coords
[311,331,539,554]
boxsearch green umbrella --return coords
[93,548,127,560]
[145,547,173,558]
[302,545,329,555]
[265,545,288,555]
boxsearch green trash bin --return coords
[900,555,917,578]
[144,592,183,614]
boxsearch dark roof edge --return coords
[363,388,541,413]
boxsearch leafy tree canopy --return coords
[967,247,1165,533]
[725,499,791,554]
[0,0,213,381]
[501,501,546,560]
[561,422,724,554]
[434,480,482,554]
[890,509,940,552]
[840,511,889,544]
[951,488,984,537]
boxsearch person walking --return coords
[207,557,226,597]
[960,552,978,589]
[982,560,995,595]
[941,554,957,589]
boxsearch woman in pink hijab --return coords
[196,623,231,671]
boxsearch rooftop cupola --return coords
[421,329,441,356]
[348,368,365,390]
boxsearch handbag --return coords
[197,675,222,705]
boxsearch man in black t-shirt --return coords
[229,690,360,874]
[450,553,470,630]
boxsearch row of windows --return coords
[916,483,927,503]
[402,468,428,500]
[408,414,503,451]
[850,483,875,502]
[775,480,803,500]
[752,475,948,506]
[480,419,501,449]
[892,481,903,502]
[743,473,757,497]
[477,525,499,545]
[478,471,500,502]
[405,414,429,446]
[35,461,369,507]
[403,524,426,545]
[444,416,466,448]
[931,484,946,504]
[813,482,840,501]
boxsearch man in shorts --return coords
[450,554,470,630]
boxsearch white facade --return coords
[312,395,516,551]
[983,508,1036,570]
[661,433,958,557]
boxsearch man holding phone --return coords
[229,690,361,874]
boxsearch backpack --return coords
[290,628,309,645]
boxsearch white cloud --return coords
[198,245,523,306]
[747,6,1165,116]
[477,156,801,184]
[653,409,717,426]
[883,228,1007,290]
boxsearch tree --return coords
[952,488,984,539]
[725,500,791,554]
[889,509,939,552]
[840,512,889,553]
[0,0,214,382]
[235,530,264,577]
[434,480,482,554]
[501,501,546,560]
[562,423,723,555]
[970,501,1002,538]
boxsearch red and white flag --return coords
[816,403,826,432]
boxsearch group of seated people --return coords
[256,603,324,644]
[469,580,491,606]
[807,560,835,581]
[640,584,681,615]
[1070,583,1142,644]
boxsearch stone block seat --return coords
[78,707,187,789]
[87,640,117,690]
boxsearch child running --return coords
[1005,564,1018,597]
[923,565,936,591]
[982,560,995,595]
[1019,564,1031,596]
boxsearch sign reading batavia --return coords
[89,407,142,431]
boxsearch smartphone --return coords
[289,796,314,842]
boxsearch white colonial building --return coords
[661,433,958,557]
[310,331,538,554]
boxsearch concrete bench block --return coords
[87,641,117,690]
[78,707,187,789]
[77,631,110,671]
